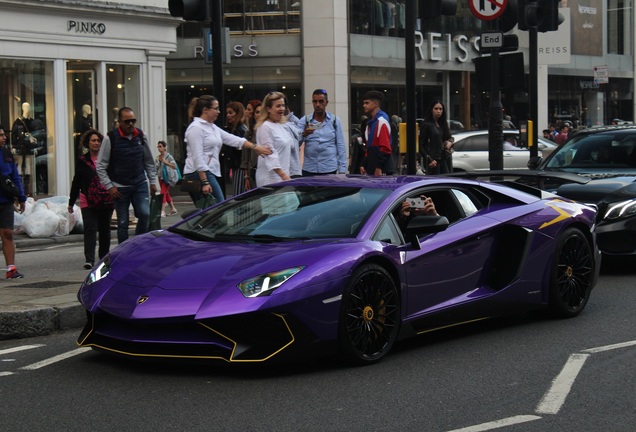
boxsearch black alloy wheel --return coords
[338,263,400,365]
[549,227,594,318]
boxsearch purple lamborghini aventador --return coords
[77,175,601,365]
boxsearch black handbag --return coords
[180,178,201,193]
[0,175,20,199]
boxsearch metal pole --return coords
[405,0,417,175]
[211,0,224,125]
[529,27,538,158]
[488,20,503,170]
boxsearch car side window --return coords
[452,189,480,216]
[460,136,488,151]
[373,215,403,245]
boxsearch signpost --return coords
[594,65,609,85]
[471,0,508,171]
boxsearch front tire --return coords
[338,264,400,365]
[548,228,594,318]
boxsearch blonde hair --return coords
[254,91,287,130]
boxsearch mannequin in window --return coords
[111,106,119,131]
[80,104,92,133]
[11,102,36,181]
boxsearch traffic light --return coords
[536,0,559,32]
[518,0,560,32]
[499,0,518,33]
[168,0,208,21]
[420,0,457,19]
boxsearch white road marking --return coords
[535,353,590,415]
[0,371,15,377]
[19,347,91,371]
[582,340,636,354]
[0,344,45,356]
[446,415,542,431]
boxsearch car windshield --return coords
[169,185,390,242]
[545,132,636,173]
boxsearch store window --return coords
[0,59,54,196]
[224,0,301,34]
[67,63,97,163]
[607,0,632,55]
[349,1,483,37]
[106,64,141,132]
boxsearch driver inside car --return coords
[394,195,439,236]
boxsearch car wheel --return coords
[338,263,400,365]
[548,228,594,318]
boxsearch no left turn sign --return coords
[469,0,508,21]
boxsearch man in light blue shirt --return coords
[298,89,347,176]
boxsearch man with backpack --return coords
[0,125,26,278]
[298,89,347,176]
[96,107,157,244]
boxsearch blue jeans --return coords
[114,181,150,243]
[185,171,224,204]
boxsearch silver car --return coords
[450,130,556,172]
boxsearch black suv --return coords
[527,125,636,256]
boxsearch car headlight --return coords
[237,266,305,298]
[604,199,636,220]
[85,255,111,285]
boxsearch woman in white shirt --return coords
[255,92,294,187]
[183,95,270,203]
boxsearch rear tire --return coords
[338,264,400,365]
[548,228,594,318]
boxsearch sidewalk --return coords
[0,198,196,341]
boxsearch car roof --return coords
[452,129,519,139]
[572,124,636,137]
[280,174,479,191]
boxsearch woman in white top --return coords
[183,95,270,203]
[255,92,294,187]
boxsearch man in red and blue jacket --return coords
[360,91,392,176]
[0,125,26,279]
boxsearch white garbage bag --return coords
[22,196,77,237]
[22,208,60,238]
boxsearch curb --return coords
[0,303,85,340]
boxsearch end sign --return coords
[480,32,503,49]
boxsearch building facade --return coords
[0,1,631,197]
[0,0,177,197]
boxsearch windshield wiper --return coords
[168,227,213,241]
[213,233,290,243]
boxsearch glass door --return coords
[67,66,96,163]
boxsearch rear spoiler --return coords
[444,170,589,184]
[444,170,590,198]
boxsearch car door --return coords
[398,188,502,318]
[452,135,490,170]
[502,132,531,169]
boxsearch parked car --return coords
[525,125,636,256]
[450,130,556,172]
[77,175,600,365]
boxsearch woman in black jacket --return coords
[419,98,453,175]
[67,129,114,269]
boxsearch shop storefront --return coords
[165,0,634,169]
[0,0,177,197]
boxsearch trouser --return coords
[81,206,114,264]
[113,181,150,243]
[185,171,224,204]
